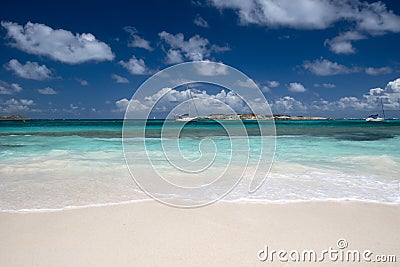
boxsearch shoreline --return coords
[0,200,399,266]
[1,198,400,214]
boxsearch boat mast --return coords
[187,85,190,117]
[381,98,385,119]
[187,84,199,117]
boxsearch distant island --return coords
[200,114,329,120]
[0,114,329,121]
[0,115,28,121]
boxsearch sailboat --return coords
[366,99,385,122]
[175,85,199,122]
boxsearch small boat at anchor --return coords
[175,85,199,122]
[366,99,385,122]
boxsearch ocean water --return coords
[0,119,399,211]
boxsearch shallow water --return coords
[0,119,399,211]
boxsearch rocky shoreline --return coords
[200,114,329,120]
[0,115,28,121]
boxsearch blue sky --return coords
[0,0,399,118]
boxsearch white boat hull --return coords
[175,117,198,122]
[365,117,384,122]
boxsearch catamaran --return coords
[175,85,199,122]
[366,99,385,122]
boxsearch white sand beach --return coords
[0,201,399,266]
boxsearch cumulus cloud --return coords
[261,80,280,93]
[1,21,115,64]
[38,87,57,95]
[209,0,400,32]
[119,55,149,75]
[365,66,393,75]
[324,31,366,54]
[210,0,338,29]
[111,74,129,83]
[159,31,230,63]
[362,78,400,110]
[114,78,400,116]
[272,96,307,112]
[209,0,400,54]
[115,98,151,112]
[272,77,400,114]
[0,80,22,95]
[193,60,229,76]
[194,14,209,28]
[356,1,400,34]
[267,80,280,88]
[303,58,358,76]
[0,98,35,113]
[124,26,153,51]
[115,87,247,115]
[288,82,307,93]
[165,49,184,64]
[5,59,53,80]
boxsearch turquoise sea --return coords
[0,119,399,211]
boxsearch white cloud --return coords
[77,79,88,86]
[1,21,114,64]
[119,55,149,75]
[261,86,271,93]
[0,80,22,95]
[115,98,149,112]
[236,79,279,93]
[304,59,394,76]
[38,87,57,95]
[303,58,358,76]
[314,83,336,88]
[272,96,307,112]
[236,78,256,88]
[267,80,280,88]
[210,0,338,29]
[70,104,78,110]
[362,78,400,110]
[288,82,307,93]
[158,31,229,63]
[5,59,53,80]
[115,87,248,115]
[194,14,209,28]
[324,31,366,54]
[385,78,400,93]
[194,60,229,76]
[209,0,400,33]
[273,77,400,113]
[114,78,400,116]
[356,1,400,34]
[0,98,35,113]
[159,31,207,61]
[165,49,184,64]
[209,0,400,54]
[262,80,280,92]
[124,26,153,51]
[115,98,129,112]
[111,74,129,83]
[365,66,393,75]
